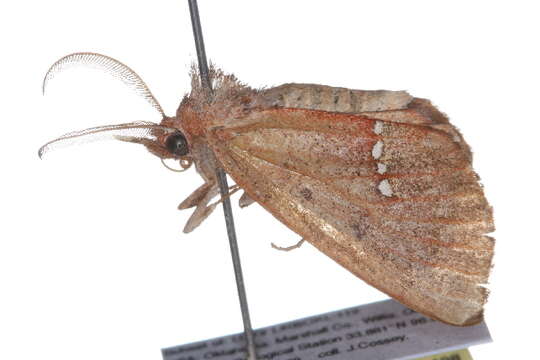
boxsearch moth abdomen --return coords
[260,84,412,114]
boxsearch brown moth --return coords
[39,52,495,327]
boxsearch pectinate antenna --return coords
[38,121,176,158]
[43,52,166,117]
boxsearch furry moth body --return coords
[40,53,494,327]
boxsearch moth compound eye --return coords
[165,132,189,156]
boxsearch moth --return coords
[40,53,494,327]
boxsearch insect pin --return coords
[40,52,494,326]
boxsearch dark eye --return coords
[165,132,189,156]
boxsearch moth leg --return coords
[178,182,241,210]
[239,191,256,208]
[182,185,240,233]
[207,185,241,207]
[178,183,213,210]
[183,183,219,233]
[271,239,305,252]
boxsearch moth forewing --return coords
[182,74,494,326]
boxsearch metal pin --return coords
[187,1,258,359]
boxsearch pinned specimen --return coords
[40,53,494,326]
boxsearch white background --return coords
[1,1,539,359]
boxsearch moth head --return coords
[38,52,193,171]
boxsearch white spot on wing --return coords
[378,179,393,197]
[374,121,384,135]
[372,140,384,159]
[377,163,387,174]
